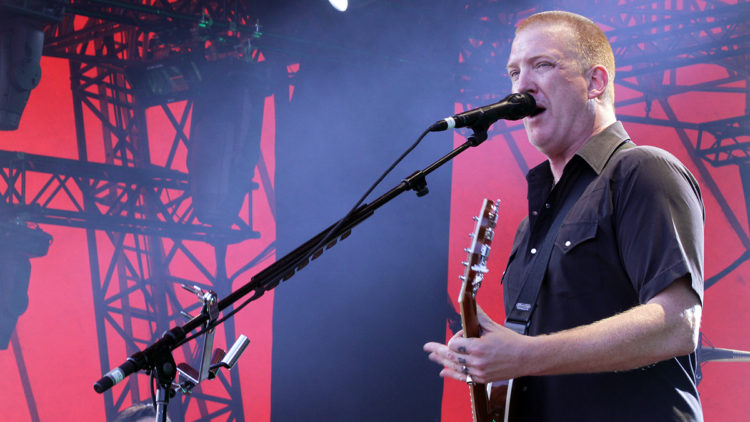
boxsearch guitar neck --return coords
[457,199,499,422]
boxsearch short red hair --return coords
[517,11,616,103]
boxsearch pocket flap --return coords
[555,220,598,253]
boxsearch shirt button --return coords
[545,203,551,209]
[564,240,571,247]
[530,248,537,255]
[531,211,538,216]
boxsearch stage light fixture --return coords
[329,0,348,12]
[127,55,268,228]
[188,58,269,227]
[0,0,64,131]
[126,56,203,106]
[0,219,52,349]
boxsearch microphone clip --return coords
[467,126,489,147]
[403,170,429,197]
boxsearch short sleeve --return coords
[611,146,704,304]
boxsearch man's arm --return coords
[423,276,701,384]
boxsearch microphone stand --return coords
[93,124,492,419]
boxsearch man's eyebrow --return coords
[506,54,557,70]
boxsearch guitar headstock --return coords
[456,199,500,422]
[458,199,499,304]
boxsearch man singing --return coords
[424,10,704,421]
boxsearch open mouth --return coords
[530,107,546,117]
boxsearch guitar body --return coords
[457,199,499,422]
[504,379,520,421]
[487,378,519,422]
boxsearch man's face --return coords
[506,24,594,158]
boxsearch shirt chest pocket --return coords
[554,220,598,253]
[547,219,603,298]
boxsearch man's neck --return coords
[548,109,616,182]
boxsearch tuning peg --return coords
[473,216,479,221]
[461,261,469,267]
[464,247,471,253]
[458,275,466,281]
[473,265,489,274]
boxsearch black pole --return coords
[94,129,489,394]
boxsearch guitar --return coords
[458,199,499,422]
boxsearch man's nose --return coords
[514,70,537,95]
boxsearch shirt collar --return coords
[526,121,632,184]
[575,121,632,175]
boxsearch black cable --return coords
[304,127,432,271]
[176,126,433,347]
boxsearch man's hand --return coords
[423,307,534,384]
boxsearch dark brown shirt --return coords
[502,121,704,421]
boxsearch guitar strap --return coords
[505,140,634,335]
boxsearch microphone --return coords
[429,93,536,132]
[94,353,143,393]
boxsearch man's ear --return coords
[587,65,609,100]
